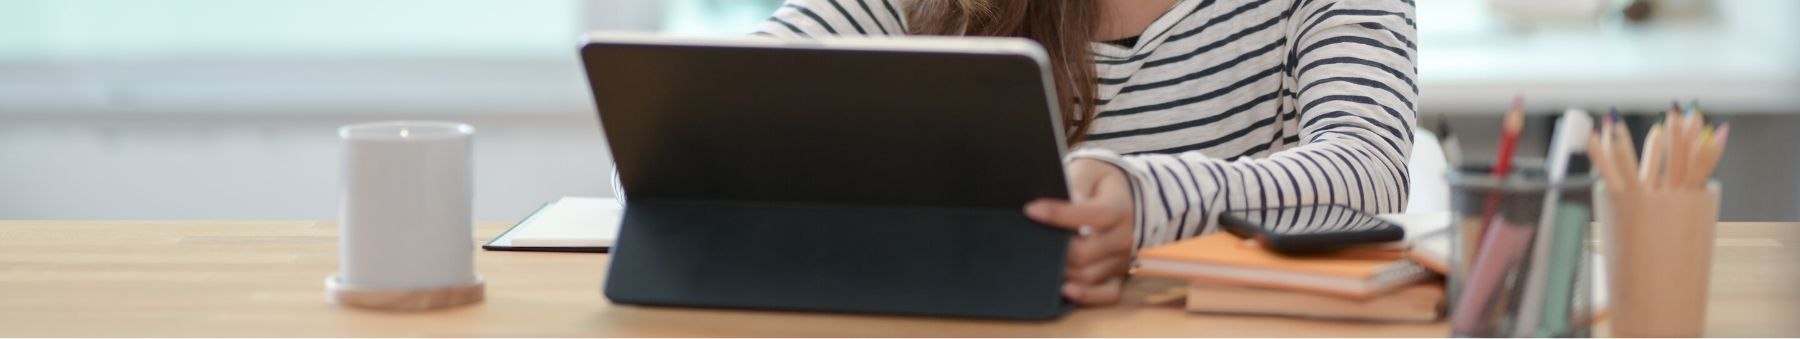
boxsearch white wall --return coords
[0,114,615,221]
[0,0,685,221]
[4,0,1796,222]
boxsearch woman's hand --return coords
[1024,159,1136,306]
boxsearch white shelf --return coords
[1416,0,1800,114]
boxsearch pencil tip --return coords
[1504,110,1524,133]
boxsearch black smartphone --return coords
[1218,204,1404,255]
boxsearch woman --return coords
[757,0,1417,306]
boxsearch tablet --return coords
[583,33,1073,320]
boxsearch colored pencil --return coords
[1473,98,1527,244]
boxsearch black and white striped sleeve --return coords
[754,0,908,38]
[1073,0,1418,250]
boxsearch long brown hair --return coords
[905,0,1100,145]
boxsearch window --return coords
[0,0,782,116]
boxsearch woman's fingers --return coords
[1029,160,1132,230]
[1025,199,1125,231]
[1094,165,1132,199]
[1043,158,1138,307]
[1066,255,1132,285]
[1066,159,1113,200]
[1066,221,1133,266]
[1067,159,1132,204]
[1063,277,1126,306]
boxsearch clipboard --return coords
[481,197,621,253]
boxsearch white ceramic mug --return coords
[337,121,477,290]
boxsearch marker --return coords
[1513,108,1593,335]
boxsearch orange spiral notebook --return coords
[1135,232,1433,299]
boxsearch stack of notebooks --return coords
[1136,221,1445,323]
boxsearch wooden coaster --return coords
[325,274,484,311]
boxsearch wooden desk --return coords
[0,221,1793,337]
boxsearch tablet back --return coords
[583,34,1072,320]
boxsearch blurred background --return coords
[1,0,1796,221]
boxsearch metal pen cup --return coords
[1447,170,1596,337]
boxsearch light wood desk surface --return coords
[0,221,1793,337]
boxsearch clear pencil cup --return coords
[1447,170,1596,338]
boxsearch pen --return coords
[1494,97,1525,179]
[1513,108,1592,335]
[1474,97,1526,242]
[1450,217,1537,335]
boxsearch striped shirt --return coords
[757,0,1419,250]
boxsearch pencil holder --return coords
[1446,169,1597,338]
[1595,182,1720,338]
[329,121,484,311]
